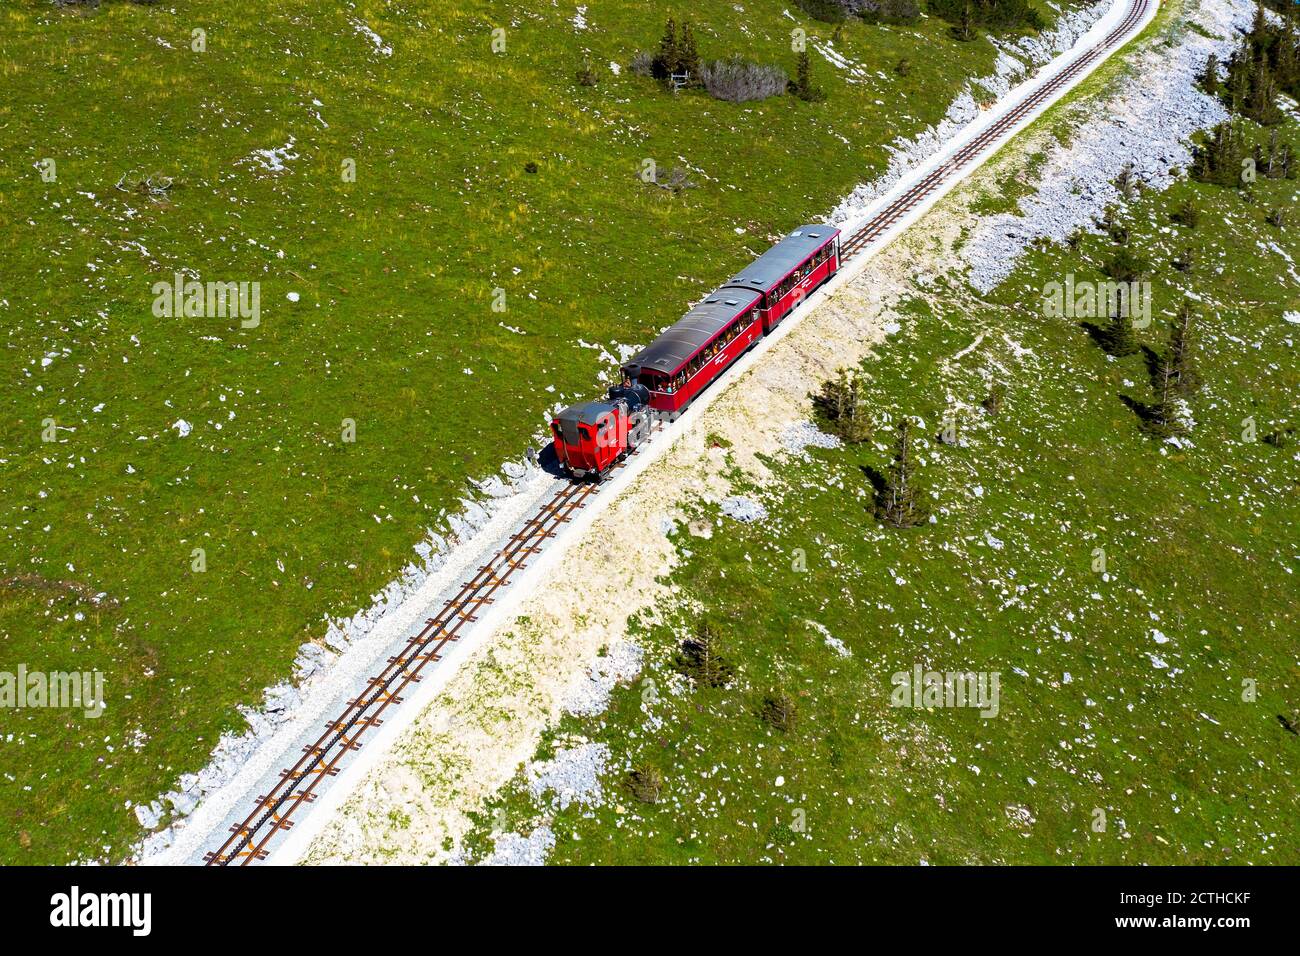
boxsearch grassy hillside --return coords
[465,114,1300,864]
[0,0,1077,862]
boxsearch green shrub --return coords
[759,692,798,732]
[626,764,664,804]
[673,620,734,687]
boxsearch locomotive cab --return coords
[550,400,627,480]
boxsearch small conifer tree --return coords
[1166,299,1200,397]
[678,21,701,83]
[1098,303,1139,357]
[877,417,931,528]
[814,368,872,443]
[653,18,680,81]
[793,49,824,101]
[673,620,733,687]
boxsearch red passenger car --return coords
[723,224,840,333]
[622,288,763,414]
[553,222,841,476]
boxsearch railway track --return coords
[205,0,1150,866]
[205,479,597,864]
[839,0,1150,260]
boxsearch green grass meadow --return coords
[0,0,1076,861]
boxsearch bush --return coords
[814,368,873,443]
[629,50,654,77]
[700,58,788,103]
[576,59,598,87]
[796,0,849,22]
[796,0,918,20]
[673,620,734,687]
[626,764,664,804]
[759,692,798,733]
[1103,246,1150,284]
[861,0,922,24]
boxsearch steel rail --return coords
[840,0,1148,261]
[205,479,594,864]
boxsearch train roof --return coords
[724,224,839,293]
[625,288,763,377]
[555,400,617,427]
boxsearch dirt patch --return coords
[0,573,119,609]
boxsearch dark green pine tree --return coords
[792,48,824,102]
[678,21,700,83]
[1146,302,1199,437]
[1166,299,1201,397]
[1192,121,1247,186]
[1171,196,1200,229]
[1227,55,1252,114]
[1253,58,1284,125]
[1276,22,1299,97]
[815,368,872,443]
[1200,53,1221,96]
[1098,303,1139,357]
[674,620,733,688]
[877,417,931,528]
[654,17,680,81]
[1149,356,1186,437]
[1249,1,1269,58]
[955,0,976,42]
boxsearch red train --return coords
[551,224,840,479]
